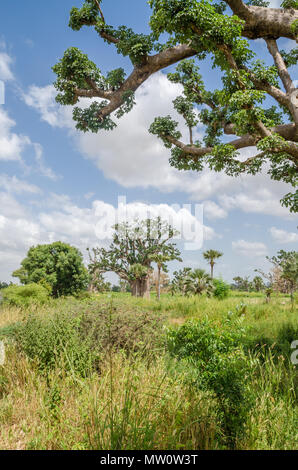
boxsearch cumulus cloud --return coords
[203,200,228,220]
[0,189,217,280]
[24,73,295,219]
[0,109,30,162]
[232,240,268,257]
[270,227,298,244]
[0,106,59,180]
[23,84,73,128]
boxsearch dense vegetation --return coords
[53,0,298,212]
[12,242,89,298]
[0,290,297,450]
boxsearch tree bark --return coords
[130,277,151,299]
[157,265,161,301]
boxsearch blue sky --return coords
[0,0,297,284]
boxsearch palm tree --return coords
[186,269,214,297]
[203,249,223,279]
[149,254,172,301]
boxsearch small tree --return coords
[171,267,193,296]
[213,278,230,299]
[150,269,170,297]
[88,217,181,298]
[269,250,298,308]
[149,253,178,300]
[12,242,89,298]
[0,281,9,290]
[232,276,251,291]
[186,269,214,296]
[203,249,223,279]
[251,276,265,292]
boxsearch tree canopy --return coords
[88,217,181,297]
[12,241,89,297]
[53,0,298,212]
[203,249,223,278]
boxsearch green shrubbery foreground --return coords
[0,294,297,449]
[0,283,50,307]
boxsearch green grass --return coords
[0,290,297,450]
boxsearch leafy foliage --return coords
[7,299,165,375]
[1,283,50,308]
[0,282,9,290]
[213,278,230,299]
[167,319,254,445]
[88,217,181,297]
[12,242,89,298]
[52,0,298,213]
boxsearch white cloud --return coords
[232,240,268,257]
[0,188,217,280]
[23,85,73,128]
[33,143,61,181]
[0,192,28,218]
[203,200,228,220]
[24,74,295,220]
[0,107,59,180]
[0,174,41,194]
[0,109,30,162]
[0,51,14,81]
[270,227,298,244]
[268,0,281,7]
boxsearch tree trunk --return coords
[131,280,139,297]
[157,265,161,301]
[290,286,294,311]
[130,277,151,299]
[210,263,214,280]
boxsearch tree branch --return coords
[225,1,298,40]
[92,44,197,121]
[94,0,105,23]
[164,125,298,162]
[266,39,295,94]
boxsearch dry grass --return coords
[0,293,297,450]
[0,347,219,450]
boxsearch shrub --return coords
[213,279,230,300]
[13,312,97,376]
[166,319,254,446]
[12,241,89,297]
[244,321,298,363]
[6,299,165,376]
[1,283,50,307]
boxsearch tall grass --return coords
[0,292,297,450]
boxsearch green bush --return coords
[244,321,298,363]
[13,312,96,377]
[6,300,165,376]
[1,283,50,307]
[213,279,230,300]
[12,241,89,297]
[166,319,253,446]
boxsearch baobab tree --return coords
[203,249,223,279]
[53,0,298,212]
[88,217,181,298]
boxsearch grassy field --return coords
[0,291,297,450]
